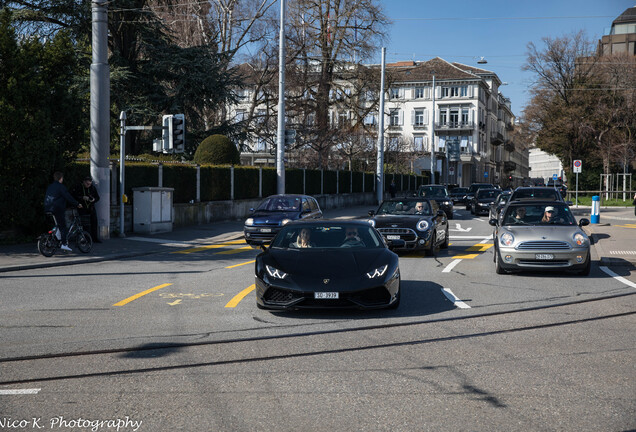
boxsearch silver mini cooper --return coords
[489,201,591,275]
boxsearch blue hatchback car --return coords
[243,194,323,247]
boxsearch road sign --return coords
[484,171,488,178]
[449,166,455,175]
[573,159,582,173]
[553,173,558,180]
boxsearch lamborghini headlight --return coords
[265,265,287,279]
[366,264,388,279]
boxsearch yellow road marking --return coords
[113,283,172,306]
[225,284,255,308]
[465,243,493,252]
[452,253,480,259]
[226,260,256,269]
[215,246,253,255]
[616,224,636,229]
[167,299,182,306]
[173,240,246,254]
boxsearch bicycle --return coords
[37,209,93,257]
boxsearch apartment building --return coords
[233,57,527,187]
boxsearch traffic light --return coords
[171,114,185,153]
[161,114,185,153]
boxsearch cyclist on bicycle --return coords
[44,171,82,251]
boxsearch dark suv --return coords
[416,185,454,219]
[509,187,571,204]
[465,183,496,211]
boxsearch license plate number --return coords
[386,235,401,240]
[260,228,272,233]
[314,292,339,299]
[535,253,554,260]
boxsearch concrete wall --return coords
[110,191,384,235]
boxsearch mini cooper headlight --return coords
[416,220,429,231]
[281,219,292,226]
[368,219,376,227]
[366,264,388,279]
[500,232,514,247]
[265,265,287,279]
[573,232,587,246]
[245,218,254,226]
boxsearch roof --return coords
[386,57,490,83]
[613,7,636,25]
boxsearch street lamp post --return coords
[430,72,436,184]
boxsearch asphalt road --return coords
[1,208,634,432]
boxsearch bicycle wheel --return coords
[37,233,57,257]
[76,231,93,253]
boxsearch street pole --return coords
[376,47,386,204]
[430,72,436,184]
[119,111,126,237]
[276,0,286,194]
[90,0,110,240]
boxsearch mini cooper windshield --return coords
[270,224,384,249]
[376,200,433,216]
[502,203,576,226]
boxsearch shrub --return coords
[193,135,240,165]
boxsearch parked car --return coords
[243,194,322,247]
[489,201,591,275]
[470,188,500,216]
[489,191,512,221]
[416,185,454,219]
[449,187,469,205]
[465,183,496,211]
[368,197,449,256]
[254,220,401,310]
[509,187,570,204]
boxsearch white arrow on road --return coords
[452,223,472,232]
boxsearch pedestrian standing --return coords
[44,172,82,251]
[633,192,636,216]
[71,175,101,242]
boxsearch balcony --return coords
[504,140,515,152]
[490,132,504,146]
[435,121,475,132]
[504,161,517,172]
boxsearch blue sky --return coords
[375,0,634,117]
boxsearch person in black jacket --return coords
[71,175,101,243]
[44,172,82,251]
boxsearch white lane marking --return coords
[441,288,471,309]
[0,388,41,395]
[453,223,472,232]
[442,259,462,273]
[481,236,493,243]
[600,266,636,289]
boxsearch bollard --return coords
[590,195,600,224]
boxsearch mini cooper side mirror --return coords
[368,210,375,217]
[578,218,590,227]
[489,219,498,227]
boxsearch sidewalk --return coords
[0,205,376,273]
[1,205,634,275]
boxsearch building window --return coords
[363,113,377,125]
[413,109,427,126]
[413,136,424,151]
[439,110,447,125]
[441,85,468,98]
[256,138,266,152]
[415,87,426,99]
[449,108,459,126]
[462,108,469,124]
[390,88,403,100]
[390,109,402,126]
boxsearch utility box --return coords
[132,187,174,234]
